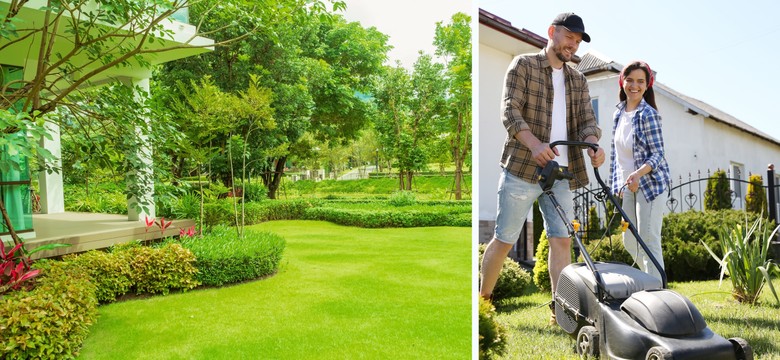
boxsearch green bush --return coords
[746,174,768,217]
[179,226,286,287]
[584,234,634,265]
[123,243,200,295]
[661,210,772,281]
[388,190,416,207]
[0,261,98,359]
[242,182,269,202]
[704,169,732,210]
[478,297,507,360]
[532,230,551,291]
[63,250,132,303]
[303,207,468,227]
[477,245,532,300]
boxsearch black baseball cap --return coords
[551,12,590,43]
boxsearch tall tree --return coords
[434,12,472,200]
[155,0,389,198]
[374,54,446,191]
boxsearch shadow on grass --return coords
[705,313,780,355]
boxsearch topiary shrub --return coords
[63,250,132,303]
[0,260,98,359]
[532,230,551,291]
[478,297,507,360]
[585,205,603,243]
[704,169,732,210]
[745,174,768,217]
[478,244,532,301]
[179,226,286,286]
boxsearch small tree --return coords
[585,205,602,243]
[746,174,768,217]
[705,169,732,210]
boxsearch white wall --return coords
[477,43,515,221]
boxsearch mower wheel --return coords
[645,346,672,360]
[576,326,599,358]
[728,337,753,360]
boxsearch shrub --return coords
[704,169,732,210]
[478,297,507,360]
[704,216,780,305]
[0,261,98,359]
[242,182,269,202]
[478,244,532,301]
[745,174,768,217]
[585,234,634,265]
[63,250,132,303]
[122,243,200,295]
[661,210,770,281]
[179,226,286,287]
[585,205,603,242]
[532,230,551,291]
[388,190,416,207]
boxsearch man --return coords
[480,12,605,323]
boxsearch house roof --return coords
[479,8,581,63]
[576,52,780,147]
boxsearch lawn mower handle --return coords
[547,140,668,289]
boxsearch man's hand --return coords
[531,142,559,167]
[587,146,605,167]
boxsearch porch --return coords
[21,212,195,259]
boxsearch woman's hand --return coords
[625,171,641,193]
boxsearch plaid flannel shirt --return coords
[499,50,601,189]
[609,99,671,201]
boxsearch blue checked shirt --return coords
[609,99,671,202]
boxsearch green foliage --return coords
[745,174,768,217]
[62,250,132,303]
[0,260,98,359]
[303,207,469,228]
[243,182,269,202]
[178,225,285,286]
[704,216,780,305]
[705,169,732,210]
[388,190,416,207]
[478,297,507,360]
[585,205,603,242]
[122,243,199,295]
[533,230,551,291]
[661,210,771,281]
[478,244,532,301]
[584,234,634,265]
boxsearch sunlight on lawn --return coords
[78,221,470,360]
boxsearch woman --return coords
[609,61,671,282]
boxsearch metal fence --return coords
[571,166,780,241]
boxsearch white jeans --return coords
[621,190,665,282]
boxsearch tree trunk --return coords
[0,196,22,247]
[266,156,287,199]
[406,171,413,191]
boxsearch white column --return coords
[38,122,65,213]
[126,77,155,221]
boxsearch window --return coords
[730,163,744,209]
[591,98,599,124]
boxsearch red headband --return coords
[619,61,654,89]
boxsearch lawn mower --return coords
[540,141,752,360]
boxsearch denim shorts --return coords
[494,168,573,244]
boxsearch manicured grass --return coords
[77,221,471,359]
[490,279,780,359]
[281,175,472,200]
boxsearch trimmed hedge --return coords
[63,250,132,303]
[179,226,286,286]
[0,261,98,359]
[661,209,770,281]
[302,207,469,227]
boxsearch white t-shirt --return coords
[614,109,637,187]
[550,67,568,166]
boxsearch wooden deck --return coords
[21,212,195,259]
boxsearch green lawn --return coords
[490,279,780,359]
[77,221,471,359]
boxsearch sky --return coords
[339,0,471,69]
[479,0,780,141]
